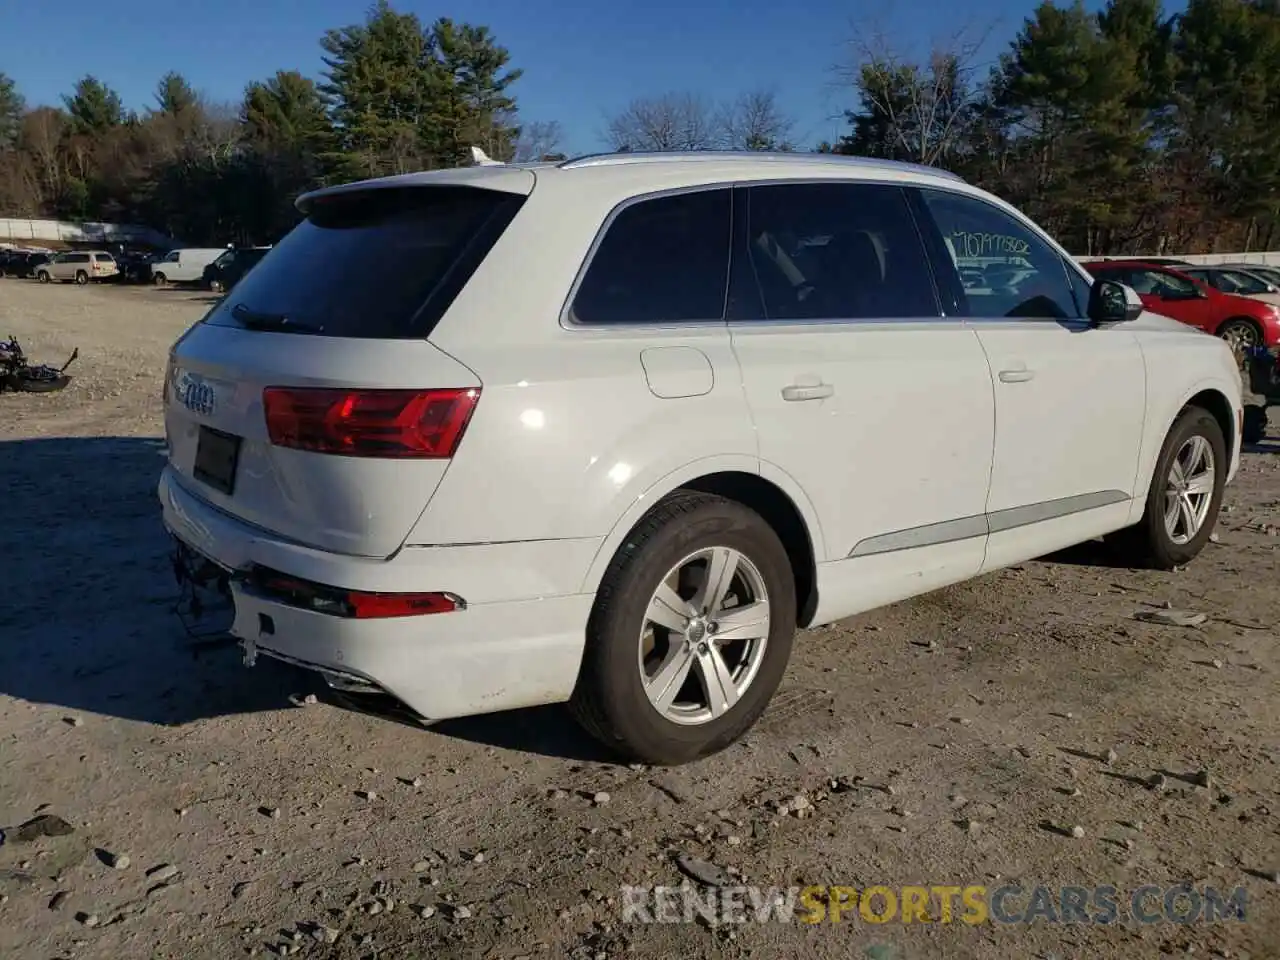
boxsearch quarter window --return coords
[571,189,731,325]
[919,189,1081,319]
[736,183,939,320]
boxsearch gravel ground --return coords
[1,279,1278,960]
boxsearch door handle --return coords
[998,369,1035,383]
[781,383,834,401]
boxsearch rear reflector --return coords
[263,387,479,458]
[253,569,465,619]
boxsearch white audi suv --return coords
[159,151,1243,764]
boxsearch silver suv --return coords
[36,251,119,285]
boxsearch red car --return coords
[1081,260,1280,348]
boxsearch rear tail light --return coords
[252,569,464,619]
[263,387,479,458]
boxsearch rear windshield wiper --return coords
[231,303,324,333]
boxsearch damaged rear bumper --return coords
[159,466,594,721]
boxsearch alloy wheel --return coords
[637,546,771,726]
[1164,434,1215,545]
[1221,323,1259,350]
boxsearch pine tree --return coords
[154,72,199,116]
[0,72,24,150]
[63,75,125,134]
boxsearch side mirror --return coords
[1088,279,1142,324]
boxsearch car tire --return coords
[209,279,223,293]
[569,492,797,766]
[1110,407,1227,570]
[153,272,167,286]
[37,271,50,284]
[1217,317,1261,351]
[74,270,88,285]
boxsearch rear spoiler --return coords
[297,147,530,214]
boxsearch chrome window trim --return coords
[726,316,968,330]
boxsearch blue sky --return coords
[1,0,1101,154]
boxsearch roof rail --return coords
[557,150,965,182]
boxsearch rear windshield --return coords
[205,186,523,338]
[94,254,113,262]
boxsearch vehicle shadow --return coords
[0,435,305,726]
[430,706,620,763]
[147,287,222,304]
[1038,537,1132,569]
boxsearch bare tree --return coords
[0,153,41,216]
[604,93,719,151]
[719,90,795,151]
[838,20,994,166]
[21,107,65,206]
[514,120,566,161]
[147,96,243,166]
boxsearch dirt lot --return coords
[1,278,1278,960]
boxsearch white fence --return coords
[0,218,176,250]
[1082,252,1280,267]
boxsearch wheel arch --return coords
[579,462,825,628]
[1182,387,1237,466]
[1130,374,1240,522]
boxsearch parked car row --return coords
[0,244,269,293]
[1081,260,1280,349]
[0,249,52,278]
[0,249,121,284]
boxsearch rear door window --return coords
[732,182,939,320]
[570,188,731,325]
[205,187,524,338]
